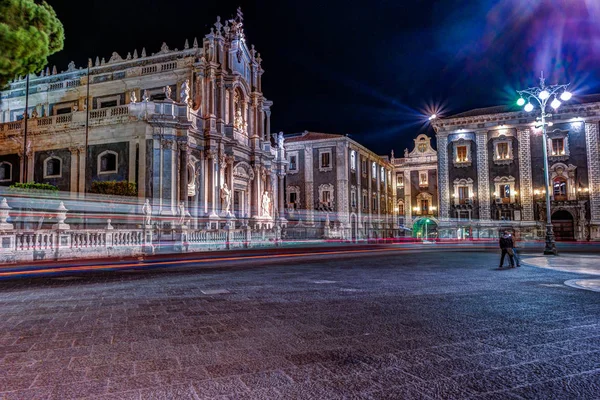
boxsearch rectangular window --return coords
[320,152,330,168]
[100,100,118,108]
[350,151,356,170]
[289,192,297,204]
[497,142,509,159]
[419,172,428,186]
[458,186,469,204]
[397,175,404,188]
[322,190,331,203]
[361,159,367,174]
[421,199,429,214]
[363,194,368,209]
[55,107,71,115]
[351,191,357,208]
[500,184,510,198]
[372,197,377,211]
[552,138,565,155]
[289,155,297,171]
[457,146,468,162]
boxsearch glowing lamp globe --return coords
[550,98,561,109]
[524,103,534,112]
[539,90,550,100]
[517,97,526,106]
[428,114,437,121]
[560,91,572,101]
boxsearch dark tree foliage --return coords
[0,0,65,87]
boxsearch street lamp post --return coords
[517,72,572,255]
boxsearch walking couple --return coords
[499,230,520,268]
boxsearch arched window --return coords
[553,177,567,200]
[0,162,12,182]
[397,201,404,215]
[98,151,118,174]
[44,157,61,178]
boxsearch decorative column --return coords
[207,150,218,218]
[278,173,285,221]
[179,142,189,207]
[585,122,600,239]
[518,128,534,221]
[475,131,491,220]
[265,110,271,141]
[437,135,450,220]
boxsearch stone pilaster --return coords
[404,170,412,226]
[304,145,314,224]
[518,128,534,220]
[585,122,600,234]
[437,136,450,220]
[476,132,491,220]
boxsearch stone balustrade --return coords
[0,197,305,264]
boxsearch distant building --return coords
[0,10,285,229]
[432,97,600,241]
[283,132,396,239]
[391,134,438,238]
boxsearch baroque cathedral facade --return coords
[0,10,285,230]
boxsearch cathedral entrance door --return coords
[552,210,575,241]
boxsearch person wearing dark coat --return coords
[499,231,515,268]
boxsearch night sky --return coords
[47,0,600,155]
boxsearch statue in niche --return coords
[261,191,271,217]
[142,199,152,226]
[130,91,137,103]
[234,108,244,131]
[277,132,284,148]
[178,201,187,227]
[221,183,232,214]
[142,90,149,102]
[404,148,409,157]
[31,109,38,118]
[164,85,172,100]
[180,80,191,105]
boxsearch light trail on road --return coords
[0,244,497,279]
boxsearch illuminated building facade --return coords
[284,132,396,239]
[432,97,600,241]
[0,10,286,230]
[392,134,438,239]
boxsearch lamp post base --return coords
[543,223,558,255]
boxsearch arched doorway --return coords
[552,210,575,241]
[412,218,438,240]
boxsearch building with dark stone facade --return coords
[432,96,600,241]
[283,132,396,239]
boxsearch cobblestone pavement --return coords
[1,249,600,399]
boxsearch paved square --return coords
[1,249,599,399]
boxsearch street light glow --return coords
[524,103,534,112]
[560,91,572,101]
[550,98,561,109]
[539,90,550,100]
[517,97,526,106]
[428,114,437,121]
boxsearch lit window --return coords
[419,171,428,187]
[456,146,468,162]
[320,152,331,169]
[552,138,565,155]
[380,166,385,182]
[398,202,404,215]
[372,162,377,179]
[350,151,356,170]
[497,142,509,159]
[458,186,469,204]
[397,175,404,188]
[553,177,567,199]
[500,184,510,199]
[421,199,429,214]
